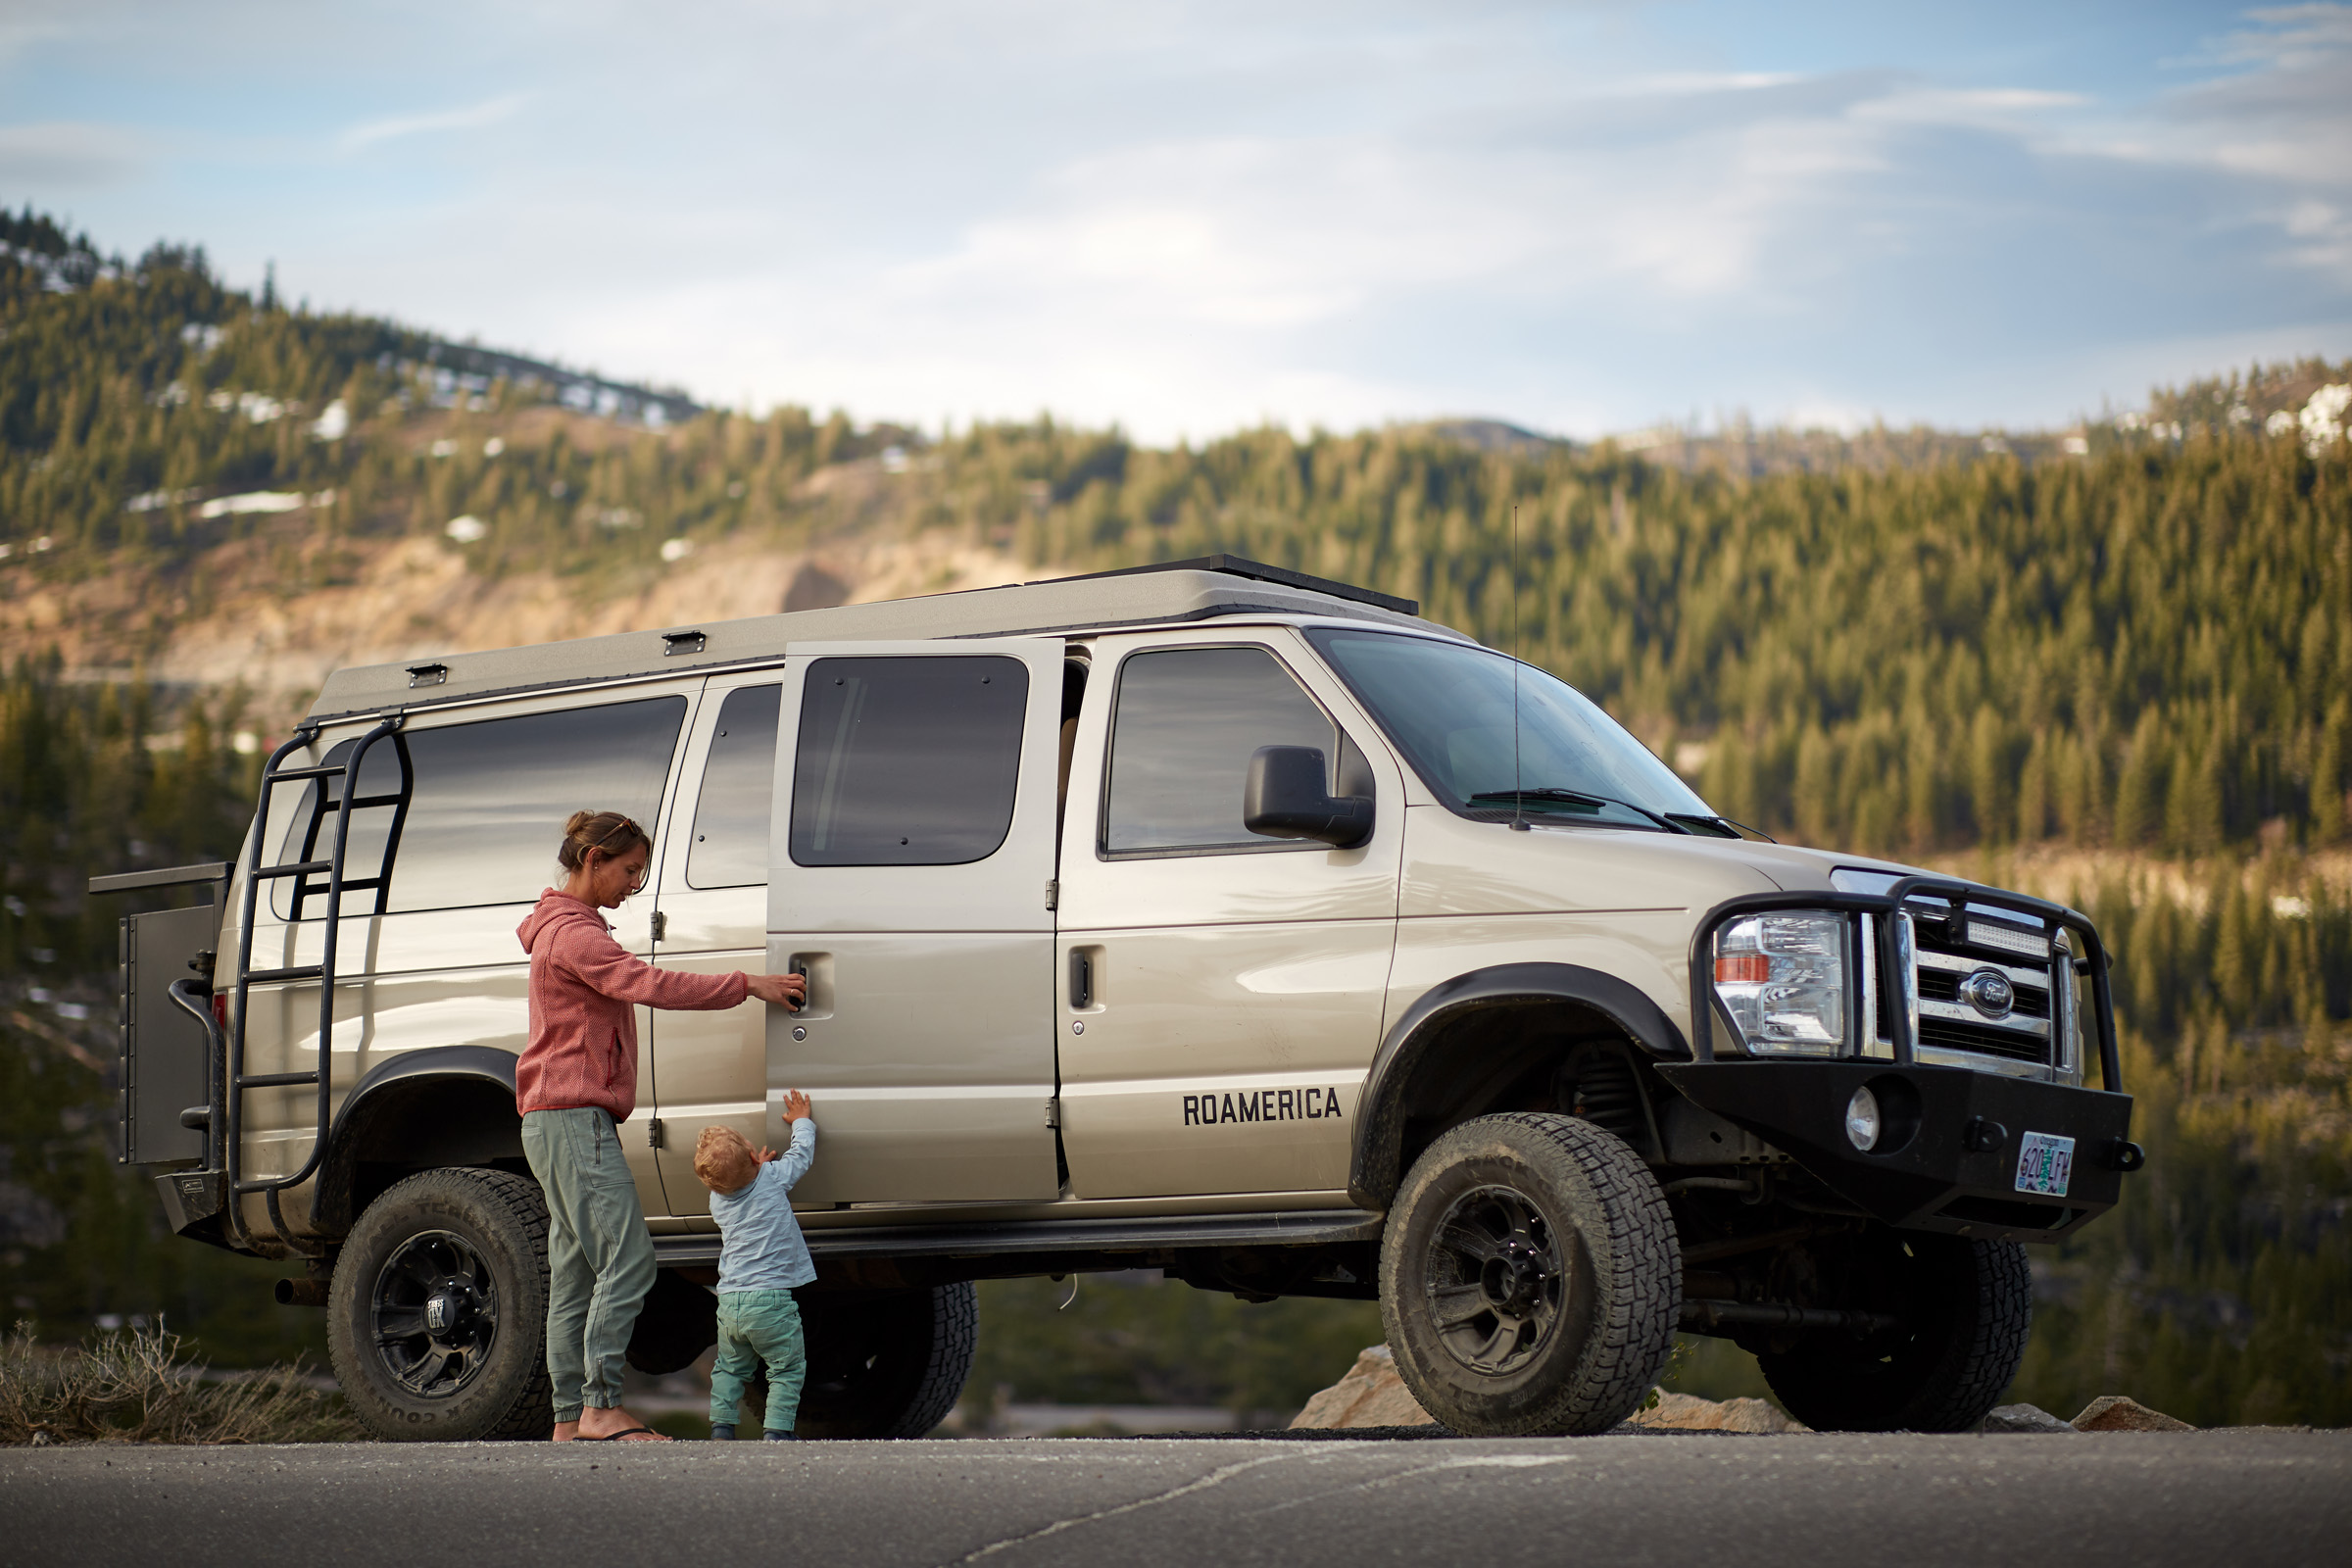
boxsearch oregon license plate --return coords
[2014,1131,2076,1197]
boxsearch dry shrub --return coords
[0,1322,362,1445]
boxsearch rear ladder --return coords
[223,715,415,1254]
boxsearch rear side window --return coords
[1102,646,1336,855]
[788,657,1026,866]
[687,684,781,889]
[273,697,686,916]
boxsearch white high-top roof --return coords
[307,557,1463,719]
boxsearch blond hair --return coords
[694,1124,759,1196]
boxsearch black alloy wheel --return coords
[1422,1185,1567,1376]
[370,1229,500,1397]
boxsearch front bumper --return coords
[1656,1060,2136,1242]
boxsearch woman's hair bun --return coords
[558,809,651,873]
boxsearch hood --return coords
[1695,841,1935,895]
[517,889,608,954]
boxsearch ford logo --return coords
[1959,968,2015,1019]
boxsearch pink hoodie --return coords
[514,889,749,1121]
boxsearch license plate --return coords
[2014,1131,2076,1197]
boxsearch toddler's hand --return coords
[781,1088,812,1121]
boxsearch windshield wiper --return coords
[1664,812,1778,843]
[1465,787,1690,834]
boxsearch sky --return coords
[3,0,2348,442]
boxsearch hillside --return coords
[3,210,2349,1424]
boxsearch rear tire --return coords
[1756,1232,2031,1432]
[1380,1112,1679,1436]
[626,1268,718,1376]
[794,1283,977,1439]
[326,1168,553,1442]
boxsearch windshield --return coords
[1305,628,1717,832]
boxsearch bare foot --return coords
[576,1404,671,1442]
[552,1418,581,1443]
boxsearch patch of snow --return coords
[445,514,489,544]
[2300,384,2349,453]
[2061,433,2089,456]
[483,436,505,457]
[659,537,694,563]
[196,492,307,518]
[881,445,909,473]
[310,400,349,441]
[430,438,461,458]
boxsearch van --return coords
[99,556,2140,1439]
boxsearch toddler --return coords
[694,1091,817,1441]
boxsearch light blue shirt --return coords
[710,1118,817,1293]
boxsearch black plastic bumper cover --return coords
[1655,1061,2135,1243]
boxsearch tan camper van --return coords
[101,557,2140,1440]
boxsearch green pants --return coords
[710,1291,807,1434]
[520,1107,656,1422]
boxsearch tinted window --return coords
[273,697,685,916]
[1306,629,1711,830]
[788,657,1026,866]
[687,685,781,889]
[1103,646,1336,854]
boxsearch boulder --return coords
[2072,1396,2195,1432]
[1984,1403,2080,1434]
[1288,1346,1440,1430]
[1624,1390,1808,1433]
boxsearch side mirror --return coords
[1244,746,1374,850]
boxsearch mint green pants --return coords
[520,1107,656,1422]
[710,1291,807,1434]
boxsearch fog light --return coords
[1844,1085,1882,1152]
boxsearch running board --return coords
[650,1207,1385,1268]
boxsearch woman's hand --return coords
[746,972,808,1010]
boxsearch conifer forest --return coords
[3,209,2347,1426]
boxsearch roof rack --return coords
[1038,555,1417,617]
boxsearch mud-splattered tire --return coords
[326,1167,553,1442]
[1380,1112,1679,1436]
[794,1282,977,1439]
[1757,1233,2031,1433]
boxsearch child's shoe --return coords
[710,1424,737,1441]
[762,1428,797,1442]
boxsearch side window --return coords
[274,697,686,916]
[788,657,1027,867]
[1103,646,1337,855]
[687,684,781,889]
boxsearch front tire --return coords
[1380,1112,1679,1436]
[794,1283,977,1439]
[326,1168,553,1442]
[1756,1232,2031,1433]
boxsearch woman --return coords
[514,809,805,1443]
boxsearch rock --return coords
[2072,1396,2195,1432]
[1984,1403,2079,1434]
[1288,1346,1440,1430]
[1624,1390,1808,1433]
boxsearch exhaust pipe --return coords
[274,1277,330,1307]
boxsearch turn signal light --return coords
[1714,954,1771,985]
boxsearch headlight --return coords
[1713,913,1846,1055]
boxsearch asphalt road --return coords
[5,1430,2346,1568]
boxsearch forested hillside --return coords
[3,210,2348,1423]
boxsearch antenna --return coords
[1510,503,1528,831]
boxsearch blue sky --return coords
[3,1,2347,441]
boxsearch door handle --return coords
[1068,950,1092,1009]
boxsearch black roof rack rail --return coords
[1035,555,1418,618]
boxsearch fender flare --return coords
[315,1046,521,1234]
[1347,962,1690,1208]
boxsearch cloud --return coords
[337,93,529,153]
[0,121,143,186]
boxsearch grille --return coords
[1886,903,2061,1071]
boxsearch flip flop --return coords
[581,1427,667,1442]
